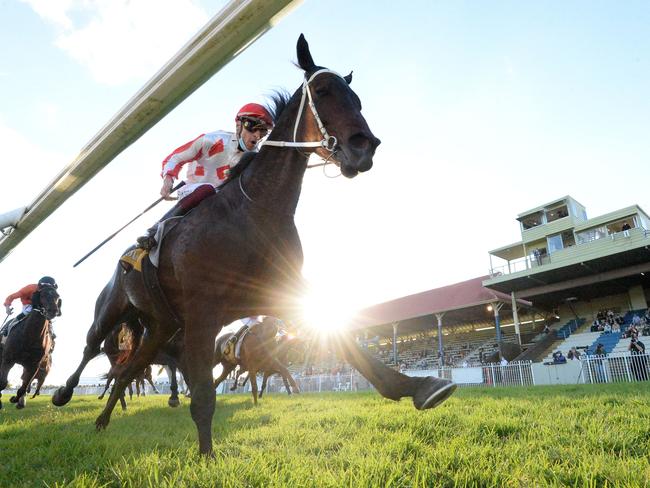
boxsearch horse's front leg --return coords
[98,373,114,400]
[13,363,39,409]
[185,319,219,456]
[335,331,456,410]
[249,369,259,405]
[0,360,15,410]
[168,364,180,407]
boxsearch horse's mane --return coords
[220,89,292,186]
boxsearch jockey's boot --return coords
[136,204,186,250]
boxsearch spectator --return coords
[500,356,509,366]
[567,347,581,361]
[629,334,648,381]
[543,324,550,334]
[621,221,631,237]
[604,323,612,334]
[594,343,606,356]
[552,351,567,364]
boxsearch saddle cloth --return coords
[222,327,250,365]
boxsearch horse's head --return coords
[37,285,61,320]
[294,34,381,178]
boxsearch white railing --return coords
[580,353,650,384]
[10,354,648,398]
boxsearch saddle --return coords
[120,217,183,273]
[0,314,27,344]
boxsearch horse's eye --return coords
[315,88,329,97]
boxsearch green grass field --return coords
[1,384,650,487]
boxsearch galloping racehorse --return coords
[229,332,304,398]
[99,321,183,408]
[53,35,455,455]
[0,284,60,409]
[213,319,299,404]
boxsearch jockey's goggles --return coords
[240,117,270,135]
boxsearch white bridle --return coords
[262,69,343,153]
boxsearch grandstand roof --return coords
[350,275,532,334]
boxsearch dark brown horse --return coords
[0,284,60,409]
[53,35,455,455]
[213,321,299,404]
[99,321,182,408]
[232,333,304,398]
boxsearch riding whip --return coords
[1,312,11,329]
[73,181,185,268]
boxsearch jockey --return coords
[136,103,274,250]
[1,276,57,337]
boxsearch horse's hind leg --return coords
[335,331,456,410]
[259,371,270,398]
[53,275,130,407]
[95,324,171,430]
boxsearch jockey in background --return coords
[1,276,58,340]
[136,103,274,250]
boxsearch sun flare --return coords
[300,287,359,334]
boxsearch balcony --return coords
[488,227,650,278]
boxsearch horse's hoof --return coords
[9,396,18,403]
[16,396,26,409]
[52,387,73,407]
[95,415,109,431]
[168,397,180,408]
[412,377,457,410]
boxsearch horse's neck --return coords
[240,107,309,217]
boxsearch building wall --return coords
[628,285,648,310]
[555,292,631,324]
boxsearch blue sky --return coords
[1,0,649,384]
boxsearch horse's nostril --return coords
[348,133,370,149]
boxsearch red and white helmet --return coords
[236,103,273,127]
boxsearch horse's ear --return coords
[344,71,353,84]
[297,33,315,72]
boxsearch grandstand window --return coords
[547,230,575,253]
[519,211,544,230]
[545,204,569,223]
[576,226,608,244]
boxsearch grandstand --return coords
[319,196,650,378]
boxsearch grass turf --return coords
[1,383,649,487]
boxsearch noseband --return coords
[262,69,343,154]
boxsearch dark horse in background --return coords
[228,332,304,398]
[213,320,300,404]
[53,35,456,455]
[99,321,183,408]
[0,285,60,409]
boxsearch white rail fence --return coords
[12,353,649,397]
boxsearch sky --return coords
[1,0,649,385]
